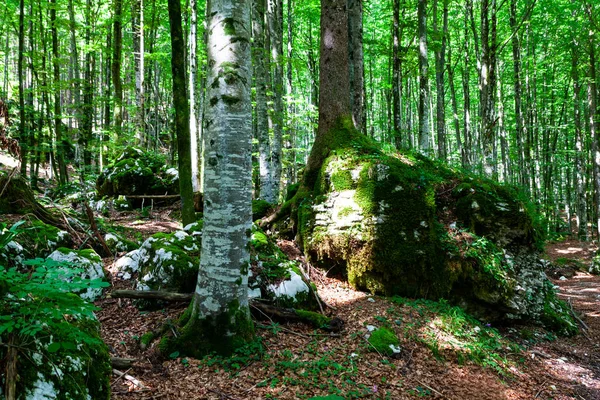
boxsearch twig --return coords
[0,167,17,198]
[417,380,446,399]
[111,367,133,386]
[534,380,548,398]
[112,369,148,390]
[568,298,589,330]
[362,336,385,361]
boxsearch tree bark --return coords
[304,0,352,188]
[167,0,196,227]
[112,0,123,137]
[133,0,146,146]
[50,0,68,184]
[348,0,365,135]
[184,0,255,355]
[417,0,431,154]
[18,0,26,176]
[253,0,275,202]
[268,0,284,201]
[392,0,402,149]
[433,0,448,160]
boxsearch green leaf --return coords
[169,351,180,359]
[47,342,61,353]
[61,342,76,350]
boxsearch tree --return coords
[163,0,255,356]
[348,0,365,134]
[417,0,431,153]
[253,0,275,202]
[112,0,123,137]
[303,0,352,187]
[167,0,196,227]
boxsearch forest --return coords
[0,0,599,398]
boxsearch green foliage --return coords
[0,239,111,398]
[390,297,519,375]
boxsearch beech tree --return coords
[165,0,255,355]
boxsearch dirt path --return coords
[99,238,600,399]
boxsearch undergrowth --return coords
[389,297,521,375]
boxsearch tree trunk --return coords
[268,0,284,201]
[392,0,402,149]
[480,0,497,177]
[417,0,431,154]
[133,0,146,146]
[304,0,352,188]
[447,35,461,159]
[167,0,196,227]
[82,0,95,171]
[586,3,600,240]
[176,0,254,357]
[253,0,275,202]
[18,0,26,176]
[572,35,587,239]
[348,0,365,135]
[433,0,448,160]
[112,0,123,136]
[189,0,200,192]
[50,0,68,184]
[510,0,527,191]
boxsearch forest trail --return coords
[99,221,600,399]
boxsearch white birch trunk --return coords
[194,0,253,322]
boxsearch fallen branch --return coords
[112,369,148,390]
[108,289,193,302]
[111,357,136,370]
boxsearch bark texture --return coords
[167,0,196,226]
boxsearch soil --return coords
[96,213,600,400]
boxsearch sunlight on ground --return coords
[556,247,586,255]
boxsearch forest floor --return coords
[97,209,600,400]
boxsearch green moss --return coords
[252,199,272,221]
[160,300,255,357]
[368,327,400,356]
[140,332,155,347]
[285,183,300,201]
[330,169,354,191]
[222,18,236,35]
[295,309,331,328]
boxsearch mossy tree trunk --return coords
[167,0,196,227]
[303,0,353,188]
[163,0,255,357]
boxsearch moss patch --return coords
[368,327,400,356]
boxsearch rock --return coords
[96,147,179,200]
[0,218,71,268]
[134,230,202,293]
[298,139,576,332]
[47,248,106,301]
[2,317,111,400]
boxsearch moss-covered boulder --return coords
[116,222,317,309]
[0,218,71,268]
[249,226,318,309]
[47,248,106,301]
[134,230,202,293]
[295,122,574,332]
[0,317,111,400]
[96,147,179,198]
